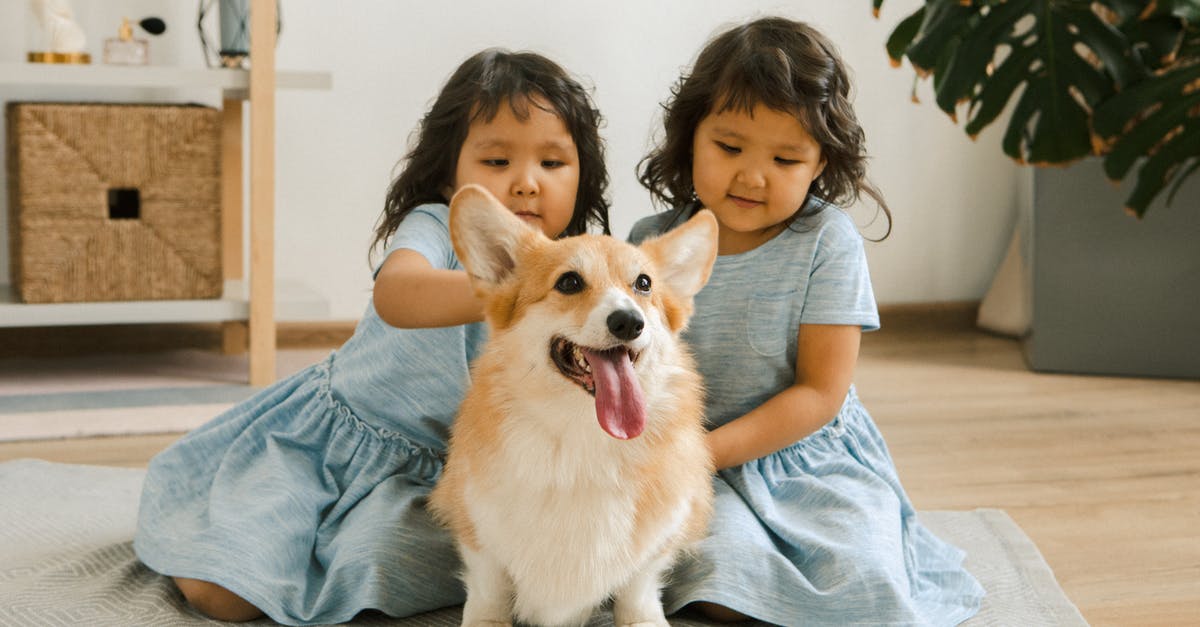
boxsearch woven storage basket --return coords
[6,102,222,303]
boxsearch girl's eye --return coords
[633,274,652,294]
[483,159,508,167]
[542,160,565,168]
[775,157,800,165]
[554,271,585,295]
[715,141,740,154]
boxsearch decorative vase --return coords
[197,0,281,69]
[1025,159,1200,379]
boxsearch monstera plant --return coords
[873,0,1200,217]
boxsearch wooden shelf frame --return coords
[0,0,331,385]
[246,0,277,386]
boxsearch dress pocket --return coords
[746,290,795,356]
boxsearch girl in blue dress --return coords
[631,17,985,625]
[134,49,611,625]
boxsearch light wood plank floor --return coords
[2,319,1197,626]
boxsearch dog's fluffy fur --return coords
[429,185,718,626]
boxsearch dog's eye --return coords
[633,274,652,294]
[554,271,585,294]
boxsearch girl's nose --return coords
[511,168,539,197]
[735,166,766,189]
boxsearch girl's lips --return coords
[728,195,762,209]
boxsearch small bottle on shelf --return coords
[103,18,148,66]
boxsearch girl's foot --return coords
[173,577,264,622]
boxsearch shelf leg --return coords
[221,98,247,356]
[221,320,249,354]
[248,0,277,386]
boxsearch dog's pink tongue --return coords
[582,349,646,440]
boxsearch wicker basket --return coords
[6,102,222,303]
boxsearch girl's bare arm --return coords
[372,249,484,328]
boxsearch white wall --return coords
[0,0,1025,320]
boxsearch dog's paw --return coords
[618,621,669,627]
[464,622,512,627]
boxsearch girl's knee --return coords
[173,577,263,622]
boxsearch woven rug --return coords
[0,460,1087,626]
[0,349,330,441]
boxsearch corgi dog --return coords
[429,185,718,627]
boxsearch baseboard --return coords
[0,321,358,359]
[877,301,980,331]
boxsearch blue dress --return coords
[629,200,984,626]
[134,204,482,625]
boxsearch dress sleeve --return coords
[626,214,663,245]
[373,204,457,277]
[800,218,881,332]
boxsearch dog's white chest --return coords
[465,452,644,608]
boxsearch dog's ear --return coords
[449,184,541,290]
[640,210,719,299]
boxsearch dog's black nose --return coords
[607,309,644,341]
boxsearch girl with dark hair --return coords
[134,49,610,625]
[632,17,983,625]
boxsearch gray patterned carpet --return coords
[0,460,1087,626]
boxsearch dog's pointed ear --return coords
[449,184,541,289]
[640,210,719,299]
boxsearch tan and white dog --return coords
[429,185,718,627]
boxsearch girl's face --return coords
[691,104,826,255]
[452,97,580,238]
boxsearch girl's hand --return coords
[373,249,485,328]
[707,324,860,470]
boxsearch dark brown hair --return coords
[372,49,610,258]
[638,17,891,239]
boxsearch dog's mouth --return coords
[550,337,646,440]
[550,337,641,395]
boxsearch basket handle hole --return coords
[108,188,141,220]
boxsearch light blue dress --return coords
[629,199,984,626]
[135,204,481,625]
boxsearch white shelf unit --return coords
[0,280,329,328]
[0,0,329,385]
[0,62,331,92]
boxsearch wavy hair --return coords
[638,17,891,239]
[372,49,610,259]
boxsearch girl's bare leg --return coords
[173,577,264,622]
[689,601,752,623]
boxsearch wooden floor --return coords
[2,315,1197,626]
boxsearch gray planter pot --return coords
[1026,158,1200,379]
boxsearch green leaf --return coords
[1095,0,1148,22]
[1095,59,1200,142]
[1166,159,1200,206]
[905,1,976,72]
[1168,0,1200,23]
[1095,38,1200,212]
[1122,15,1186,68]
[1123,124,1200,216]
[886,7,926,63]
[1026,79,1093,163]
[965,43,1038,135]
[1067,5,1142,87]
[930,32,961,110]
[1003,82,1042,161]
[935,0,1035,114]
[1100,71,1200,178]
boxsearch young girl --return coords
[632,17,984,625]
[134,49,610,625]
